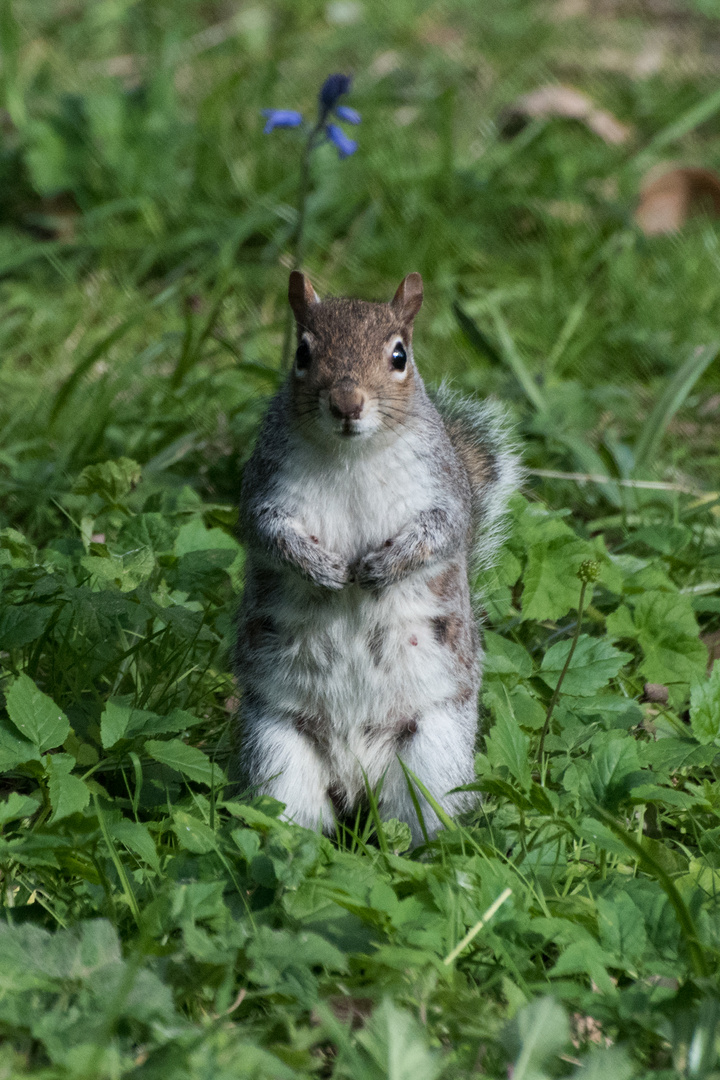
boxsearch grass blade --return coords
[398,759,458,833]
[454,301,546,412]
[633,343,719,473]
[489,304,547,412]
[635,85,720,168]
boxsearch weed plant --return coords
[1,0,720,1076]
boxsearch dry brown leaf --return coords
[643,682,669,705]
[500,85,632,145]
[701,630,720,673]
[635,166,720,235]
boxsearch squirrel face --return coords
[287,271,424,443]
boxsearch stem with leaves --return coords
[538,559,600,765]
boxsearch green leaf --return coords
[145,738,226,787]
[579,733,646,811]
[101,701,202,747]
[540,635,633,697]
[576,1048,634,1080]
[690,665,720,745]
[521,537,588,621]
[485,704,531,790]
[483,631,533,678]
[109,819,160,872]
[607,591,706,700]
[596,891,648,968]
[5,674,69,752]
[510,996,570,1080]
[100,700,131,749]
[172,809,217,853]
[0,604,52,650]
[45,754,90,822]
[355,997,444,1080]
[174,517,241,556]
[72,457,141,505]
[0,718,41,772]
[80,546,155,592]
[549,937,616,995]
[0,791,41,825]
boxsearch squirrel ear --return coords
[391,273,423,324]
[289,271,320,321]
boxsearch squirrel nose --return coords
[328,382,366,421]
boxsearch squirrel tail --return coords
[433,383,523,571]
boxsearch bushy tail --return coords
[433,383,523,571]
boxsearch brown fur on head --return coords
[287,271,424,441]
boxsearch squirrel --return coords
[233,271,521,844]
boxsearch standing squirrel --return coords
[234,271,521,843]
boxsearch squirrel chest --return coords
[240,426,477,739]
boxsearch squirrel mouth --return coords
[339,420,364,437]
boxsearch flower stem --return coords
[281,121,324,370]
[538,578,588,765]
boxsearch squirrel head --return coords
[287,271,424,443]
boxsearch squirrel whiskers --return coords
[233,272,522,843]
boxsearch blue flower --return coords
[326,123,358,158]
[319,73,353,112]
[335,105,361,125]
[261,109,303,134]
[261,73,360,158]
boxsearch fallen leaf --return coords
[643,682,669,705]
[500,85,632,145]
[635,166,720,235]
[701,630,720,673]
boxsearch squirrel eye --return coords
[295,340,311,372]
[391,343,407,371]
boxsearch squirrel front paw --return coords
[310,548,350,590]
[352,540,397,590]
[302,538,349,590]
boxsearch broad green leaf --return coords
[483,631,533,678]
[596,891,648,968]
[174,517,240,556]
[355,997,444,1080]
[145,738,226,787]
[0,718,41,772]
[0,604,52,650]
[540,635,632,697]
[577,1048,634,1080]
[607,591,706,700]
[110,819,160,872]
[0,528,36,567]
[101,701,202,747]
[511,996,570,1080]
[80,547,155,592]
[116,512,177,555]
[172,809,217,853]
[72,457,141,504]
[0,791,41,825]
[550,937,616,995]
[521,537,588,622]
[45,754,90,822]
[579,733,647,811]
[5,673,69,752]
[485,705,531,790]
[575,817,631,858]
[690,665,720,745]
[100,700,131,749]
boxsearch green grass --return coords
[1,0,720,1076]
